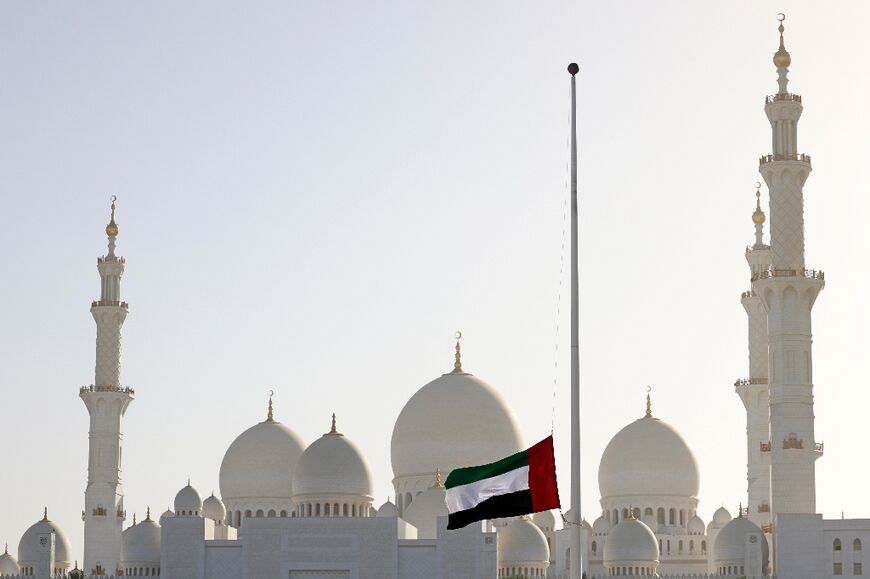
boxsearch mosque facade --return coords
[2,18,869,579]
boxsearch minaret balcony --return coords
[760,442,772,452]
[97,255,125,265]
[759,153,811,166]
[757,503,771,513]
[91,300,129,309]
[735,377,768,387]
[92,507,107,516]
[762,523,773,534]
[80,384,136,395]
[765,93,802,104]
[751,267,824,282]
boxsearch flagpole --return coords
[567,61,583,579]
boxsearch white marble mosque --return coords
[2,17,869,579]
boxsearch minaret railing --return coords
[750,267,824,282]
[766,93,802,104]
[759,153,812,165]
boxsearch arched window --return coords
[657,507,665,525]
[592,540,597,554]
[280,510,287,517]
[835,538,843,551]
[633,507,641,519]
[644,507,653,517]
[702,540,707,553]
[856,538,863,551]
[690,539,694,552]
[267,509,276,517]
[679,540,683,553]
[669,508,676,525]
[680,509,685,526]
[622,508,629,519]
[256,509,264,517]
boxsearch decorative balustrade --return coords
[93,506,107,516]
[751,267,824,282]
[815,442,825,452]
[766,93,802,104]
[91,300,129,309]
[758,503,771,513]
[759,153,811,165]
[760,442,771,452]
[97,255,126,264]
[735,377,768,387]
[80,384,136,395]
[783,435,804,450]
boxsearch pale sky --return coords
[2,0,870,562]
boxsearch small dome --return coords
[688,514,705,535]
[202,494,226,522]
[403,480,448,539]
[219,410,306,504]
[0,544,19,575]
[599,413,699,500]
[160,509,174,524]
[711,506,733,528]
[175,483,203,515]
[391,370,523,481]
[533,510,556,532]
[292,419,373,498]
[714,516,769,567]
[593,515,612,536]
[122,514,160,564]
[18,511,72,568]
[377,499,399,518]
[604,518,659,564]
[498,517,550,565]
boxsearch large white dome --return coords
[498,517,550,565]
[403,482,448,539]
[122,515,160,564]
[18,512,72,568]
[292,421,373,498]
[714,516,769,566]
[391,369,523,480]
[603,517,659,564]
[219,412,306,503]
[598,413,699,500]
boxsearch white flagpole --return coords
[568,61,584,579]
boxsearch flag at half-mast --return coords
[445,435,561,530]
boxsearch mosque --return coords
[1,16,869,579]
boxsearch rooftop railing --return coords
[80,384,135,395]
[751,267,824,282]
[735,377,768,387]
[759,153,811,165]
[91,300,129,309]
[766,93,802,104]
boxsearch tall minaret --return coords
[80,197,133,577]
[754,15,824,522]
[736,186,772,531]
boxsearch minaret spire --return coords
[773,14,791,94]
[752,184,766,249]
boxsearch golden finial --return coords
[773,13,791,69]
[145,506,151,521]
[327,413,343,436]
[450,331,464,373]
[43,507,48,521]
[132,513,137,526]
[266,390,275,422]
[752,183,766,225]
[644,386,653,418]
[4,543,7,555]
[105,195,119,237]
[433,468,444,488]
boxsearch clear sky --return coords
[2,0,869,562]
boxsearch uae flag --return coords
[445,435,561,529]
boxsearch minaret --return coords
[754,15,824,522]
[80,196,133,577]
[736,186,772,530]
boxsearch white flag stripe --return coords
[444,465,530,513]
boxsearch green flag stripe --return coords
[444,447,529,489]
